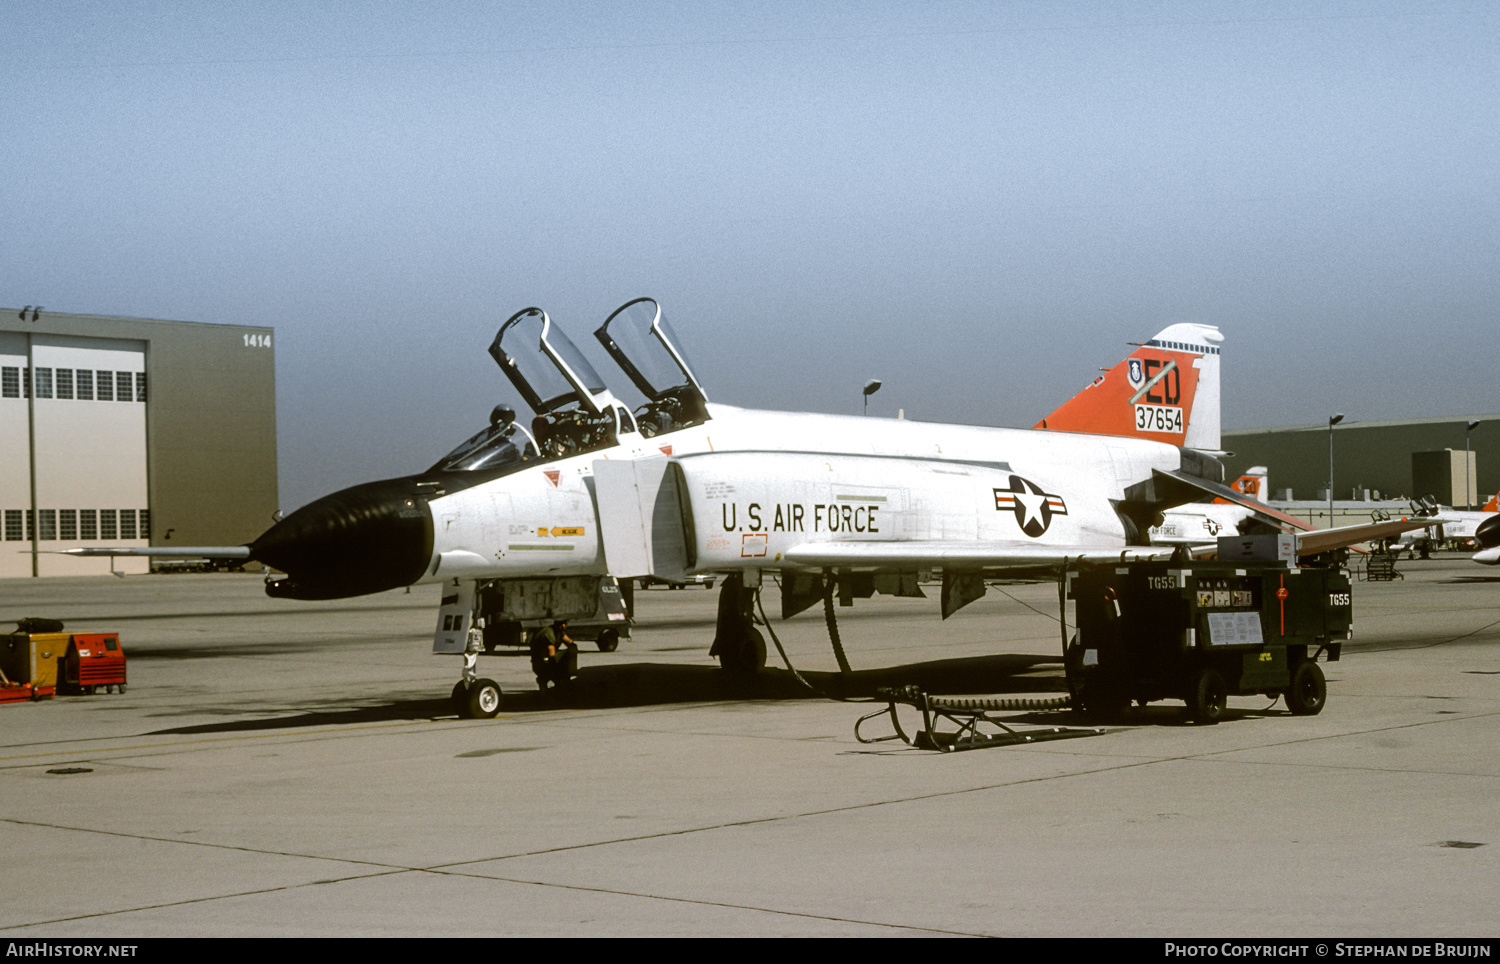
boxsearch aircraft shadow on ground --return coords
[147,653,1077,735]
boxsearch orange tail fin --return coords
[1037,323,1223,451]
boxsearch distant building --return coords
[1,308,276,578]
[1223,416,1497,511]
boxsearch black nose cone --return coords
[252,478,434,599]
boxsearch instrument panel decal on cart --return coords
[1205,612,1264,647]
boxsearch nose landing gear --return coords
[453,627,503,719]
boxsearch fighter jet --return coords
[61,299,1424,716]
[1445,493,1500,564]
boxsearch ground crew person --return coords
[530,619,576,692]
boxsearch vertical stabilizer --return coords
[1222,466,1268,504]
[1036,323,1223,452]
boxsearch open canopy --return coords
[595,297,709,436]
[489,307,618,416]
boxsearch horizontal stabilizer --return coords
[1154,469,1315,531]
[1154,469,1438,557]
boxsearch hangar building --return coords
[1223,416,1498,509]
[1,308,276,578]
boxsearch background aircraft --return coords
[1399,494,1498,562]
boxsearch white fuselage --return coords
[420,403,1185,582]
[1151,504,1256,544]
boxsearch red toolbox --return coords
[63,634,127,694]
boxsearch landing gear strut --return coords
[710,572,766,675]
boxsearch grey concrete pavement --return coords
[1,560,1497,936]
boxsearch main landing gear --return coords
[710,572,766,675]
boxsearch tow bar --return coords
[855,685,1105,752]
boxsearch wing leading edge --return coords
[780,541,1175,570]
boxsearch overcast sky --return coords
[6,1,1496,511]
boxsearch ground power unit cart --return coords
[1066,559,1351,724]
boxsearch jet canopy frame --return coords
[595,297,710,437]
[490,307,619,416]
[487,306,636,461]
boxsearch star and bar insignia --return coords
[993,475,1068,538]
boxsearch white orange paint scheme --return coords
[1036,323,1223,453]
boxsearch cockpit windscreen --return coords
[429,419,537,473]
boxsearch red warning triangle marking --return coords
[543,470,560,487]
[658,445,673,456]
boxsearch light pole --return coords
[1466,419,1481,510]
[1328,413,1344,527]
[862,379,881,416]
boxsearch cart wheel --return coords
[1284,660,1327,716]
[464,679,503,719]
[118,684,126,694]
[596,628,620,653]
[1187,668,1228,725]
[84,685,95,696]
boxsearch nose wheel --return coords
[454,678,503,719]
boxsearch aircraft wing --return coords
[781,541,1175,570]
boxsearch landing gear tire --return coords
[1284,660,1327,716]
[463,678,503,719]
[596,628,620,653]
[1187,667,1228,725]
[745,627,766,673]
[718,627,767,676]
